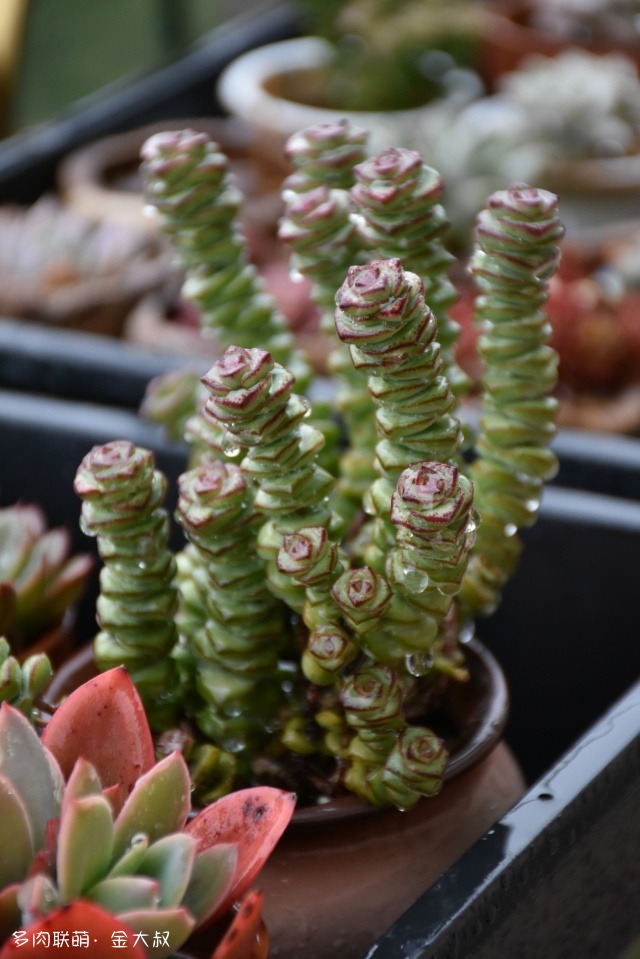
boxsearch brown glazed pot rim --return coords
[46,636,508,829]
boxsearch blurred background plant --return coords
[0,499,92,657]
[294,0,489,111]
[427,48,640,236]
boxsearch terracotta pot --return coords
[216,37,478,171]
[479,1,640,89]
[0,198,172,338]
[57,116,285,239]
[46,637,524,959]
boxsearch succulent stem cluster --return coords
[77,123,563,810]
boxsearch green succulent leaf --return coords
[16,874,60,919]
[56,793,115,902]
[87,875,160,913]
[181,843,237,927]
[0,703,63,849]
[106,834,149,878]
[0,774,33,887]
[0,657,21,703]
[113,752,191,859]
[137,833,196,909]
[62,756,103,805]
[117,906,196,959]
[0,506,40,581]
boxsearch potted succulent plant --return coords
[0,498,93,664]
[215,0,488,167]
[0,659,295,959]
[40,118,565,958]
[431,47,640,237]
[0,196,171,337]
[482,0,640,83]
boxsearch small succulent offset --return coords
[0,500,92,653]
[0,666,295,959]
[75,121,563,811]
[0,638,52,721]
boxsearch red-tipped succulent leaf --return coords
[186,787,296,923]
[41,667,155,796]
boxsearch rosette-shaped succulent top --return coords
[202,346,333,524]
[351,147,468,394]
[283,118,368,194]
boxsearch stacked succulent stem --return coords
[460,186,564,619]
[175,461,288,781]
[140,129,310,458]
[351,148,470,398]
[74,441,181,730]
[141,130,301,369]
[200,345,345,757]
[334,258,463,567]
[280,120,368,328]
[279,120,374,526]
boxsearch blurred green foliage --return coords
[10,0,249,132]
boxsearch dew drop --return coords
[405,651,434,677]
[504,522,518,537]
[401,566,430,594]
[221,431,241,457]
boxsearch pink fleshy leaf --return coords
[42,667,154,795]
[210,890,267,959]
[186,787,295,922]
[0,901,146,958]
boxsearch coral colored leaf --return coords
[186,787,295,921]
[181,843,237,927]
[56,793,115,901]
[0,703,63,849]
[117,906,195,959]
[42,666,155,795]
[0,774,33,887]
[113,752,191,859]
[211,890,267,959]
[0,901,146,958]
